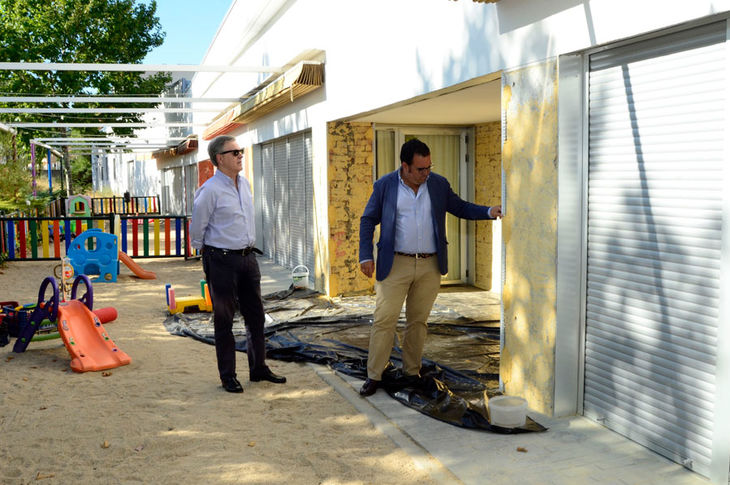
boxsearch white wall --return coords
[192,0,730,148]
[189,0,729,293]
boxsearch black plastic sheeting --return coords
[163,288,546,434]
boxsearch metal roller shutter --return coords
[273,139,290,267]
[184,163,197,215]
[261,143,275,259]
[304,134,315,281]
[584,22,726,477]
[289,136,306,267]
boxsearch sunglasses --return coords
[219,149,244,157]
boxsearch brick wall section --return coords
[327,121,374,296]
[474,122,501,290]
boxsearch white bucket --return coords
[489,395,527,428]
[292,265,309,289]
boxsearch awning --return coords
[153,137,198,165]
[200,104,244,140]
[202,61,324,140]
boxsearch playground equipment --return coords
[8,278,60,353]
[118,250,156,279]
[166,280,212,314]
[53,256,75,301]
[2,275,130,372]
[1,276,119,356]
[67,229,119,282]
[66,194,92,218]
[0,302,117,349]
[65,229,157,281]
[0,300,20,347]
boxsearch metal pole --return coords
[31,142,36,196]
[47,150,52,194]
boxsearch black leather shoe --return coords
[402,374,422,388]
[359,378,380,396]
[250,368,287,384]
[221,377,244,393]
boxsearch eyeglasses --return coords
[414,165,432,173]
[219,149,244,157]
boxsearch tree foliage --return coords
[0,0,170,130]
[0,130,31,208]
[0,0,171,194]
[0,131,65,213]
[71,155,93,192]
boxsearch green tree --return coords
[0,130,31,210]
[0,0,171,193]
[0,131,61,213]
[71,156,93,193]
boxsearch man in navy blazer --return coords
[358,138,502,396]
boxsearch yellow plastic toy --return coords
[53,256,75,301]
[165,280,212,314]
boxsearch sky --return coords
[142,1,233,65]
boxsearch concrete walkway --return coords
[256,257,710,485]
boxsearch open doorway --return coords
[344,75,503,390]
[375,126,471,284]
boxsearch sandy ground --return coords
[0,258,437,485]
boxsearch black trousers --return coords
[202,248,267,380]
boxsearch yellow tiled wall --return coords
[474,122,501,290]
[327,121,374,296]
[501,60,559,415]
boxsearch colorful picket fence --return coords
[92,196,160,216]
[0,215,196,261]
[46,195,161,217]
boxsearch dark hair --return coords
[400,138,430,165]
[208,135,237,166]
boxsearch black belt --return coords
[204,245,262,256]
[395,251,436,259]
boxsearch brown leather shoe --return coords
[359,378,380,396]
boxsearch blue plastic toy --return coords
[67,229,119,283]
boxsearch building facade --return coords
[184,1,730,481]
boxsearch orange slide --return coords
[118,251,157,279]
[57,300,131,373]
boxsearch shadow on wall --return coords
[495,0,583,33]
[416,0,598,93]
[583,62,720,470]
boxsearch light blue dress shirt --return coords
[393,171,437,254]
[189,169,256,250]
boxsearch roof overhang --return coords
[152,137,199,164]
[203,61,324,140]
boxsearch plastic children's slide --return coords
[118,251,156,279]
[56,300,131,373]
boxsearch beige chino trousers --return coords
[366,253,442,380]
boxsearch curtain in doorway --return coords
[407,134,461,281]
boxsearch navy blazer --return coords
[359,169,494,281]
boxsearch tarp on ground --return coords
[163,288,546,434]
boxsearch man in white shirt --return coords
[190,135,286,393]
[358,138,502,396]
